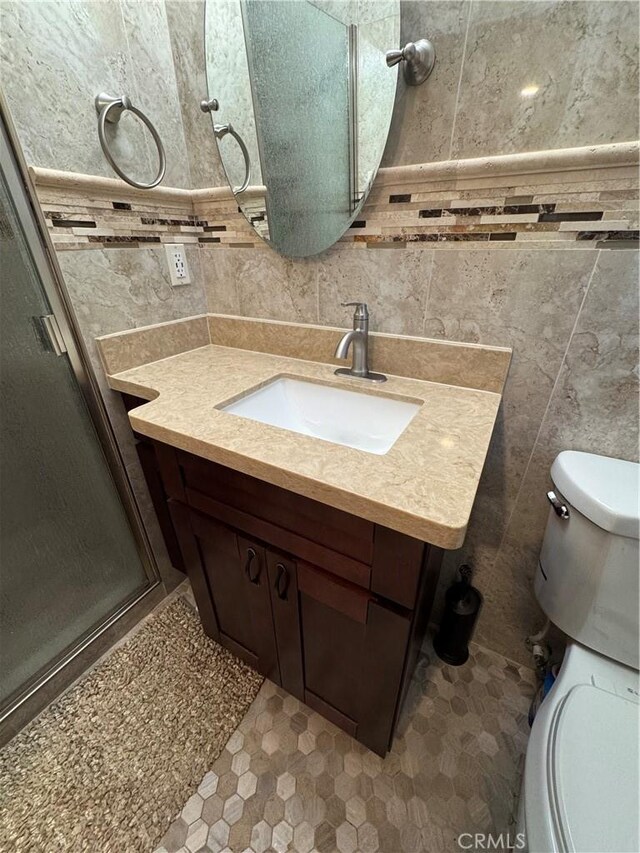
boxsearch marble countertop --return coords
[104,343,504,549]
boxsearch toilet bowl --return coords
[517,451,640,853]
[518,642,639,852]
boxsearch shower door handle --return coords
[33,314,67,356]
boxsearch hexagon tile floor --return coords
[155,638,537,853]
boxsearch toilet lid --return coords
[549,683,640,852]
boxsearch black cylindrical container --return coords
[433,565,483,666]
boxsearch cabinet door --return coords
[297,562,411,756]
[181,508,280,681]
[266,551,304,700]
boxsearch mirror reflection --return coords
[204,0,400,257]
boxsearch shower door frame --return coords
[0,98,164,743]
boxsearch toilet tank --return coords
[535,451,640,670]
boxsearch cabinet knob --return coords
[245,547,261,584]
[275,563,290,600]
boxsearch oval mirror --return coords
[204,0,400,257]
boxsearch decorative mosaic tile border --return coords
[31,142,639,252]
[348,192,639,247]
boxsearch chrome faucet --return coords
[334,302,387,383]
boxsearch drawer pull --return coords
[245,547,261,584]
[275,563,290,600]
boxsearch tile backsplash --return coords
[32,142,640,253]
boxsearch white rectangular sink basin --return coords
[220,377,421,455]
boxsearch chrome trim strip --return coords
[348,23,359,212]
[0,583,159,725]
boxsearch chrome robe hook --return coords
[385,39,436,86]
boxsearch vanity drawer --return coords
[150,437,435,609]
[177,450,375,564]
[185,484,372,589]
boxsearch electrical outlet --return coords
[165,244,191,286]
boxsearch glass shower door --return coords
[0,156,153,714]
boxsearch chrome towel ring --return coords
[94,92,166,189]
[214,124,251,194]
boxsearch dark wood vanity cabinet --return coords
[140,432,443,756]
[121,394,184,573]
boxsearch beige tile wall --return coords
[1,0,192,187]
[167,1,639,176]
[165,0,226,189]
[202,242,639,663]
[387,0,639,166]
[4,0,637,184]
[481,250,640,654]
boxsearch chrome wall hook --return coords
[385,39,436,86]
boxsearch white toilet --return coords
[517,450,640,853]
